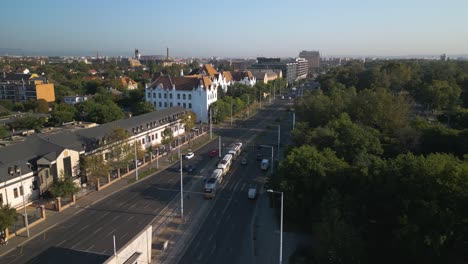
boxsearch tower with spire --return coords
[134,49,141,60]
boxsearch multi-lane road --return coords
[0,99,291,264]
[177,100,293,264]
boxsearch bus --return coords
[217,154,233,175]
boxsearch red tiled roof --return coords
[222,71,233,82]
[203,64,218,78]
[150,76,201,91]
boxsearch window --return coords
[164,93,167,99]
[169,94,172,99]
[19,186,24,196]
[183,103,186,108]
[170,102,173,107]
[159,102,162,107]
[142,138,145,144]
[152,135,155,140]
[13,188,18,198]
[0,193,3,205]
[183,94,186,100]
[154,102,157,107]
[178,102,180,106]
[153,93,156,98]
[164,102,167,107]
[189,103,192,109]
[158,93,161,99]
[155,133,158,139]
[177,94,180,99]
[188,94,192,100]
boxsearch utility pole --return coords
[277,125,280,159]
[218,136,222,158]
[180,148,184,221]
[230,98,233,127]
[209,108,213,139]
[134,140,139,181]
[293,112,296,129]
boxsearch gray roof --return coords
[38,106,187,151]
[0,134,65,182]
[0,107,187,182]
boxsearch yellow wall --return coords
[36,83,55,102]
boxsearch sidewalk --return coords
[0,133,215,257]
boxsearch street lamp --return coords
[259,145,274,175]
[267,189,283,264]
[179,146,184,220]
[134,140,139,181]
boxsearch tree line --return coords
[273,60,468,264]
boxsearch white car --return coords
[248,185,257,199]
[185,151,195,160]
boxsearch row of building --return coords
[0,107,187,209]
[145,64,260,123]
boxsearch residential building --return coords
[299,50,320,70]
[145,76,217,123]
[120,76,138,90]
[63,95,89,105]
[0,107,188,207]
[230,70,256,86]
[188,64,229,92]
[284,57,308,80]
[0,72,55,102]
[249,69,280,84]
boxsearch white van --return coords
[260,159,269,171]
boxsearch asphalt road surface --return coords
[178,100,293,264]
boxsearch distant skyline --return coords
[1,0,468,58]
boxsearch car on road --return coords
[187,164,197,173]
[256,153,263,161]
[248,185,257,199]
[185,151,195,159]
[209,149,218,157]
[241,157,248,165]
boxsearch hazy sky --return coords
[1,0,467,57]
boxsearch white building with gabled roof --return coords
[145,75,217,123]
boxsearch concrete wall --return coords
[103,225,152,264]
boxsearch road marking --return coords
[86,244,95,251]
[78,224,90,233]
[56,239,67,247]
[208,234,214,242]
[112,215,120,221]
[240,182,246,191]
[121,232,129,239]
[128,215,135,221]
[106,229,117,238]
[93,226,104,235]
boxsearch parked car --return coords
[209,149,218,157]
[185,151,195,159]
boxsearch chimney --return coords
[166,47,169,60]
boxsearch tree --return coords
[50,177,79,198]
[181,111,196,132]
[0,204,16,232]
[161,127,174,147]
[36,99,49,113]
[76,97,124,124]
[0,125,8,138]
[276,145,349,225]
[132,101,155,116]
[49,103,76,126]
[106,128,132,177]
[421,80,461,110]
[82,154,110,185]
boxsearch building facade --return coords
[0,107,188,207]
[299,50,320,70]
[145,76,217,123]
[0,73,55,102]
[249,57,297,84]
[63,95,89,105]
